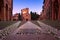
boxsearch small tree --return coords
[30,11,39,20]
[18,13,22,21]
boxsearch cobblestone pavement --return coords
[0,21,21,40]
[2,21,59,40]
[37,21,60,39]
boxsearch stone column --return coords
[8,7,10,21]
[3,2,6,21]
[52,0,55,21]
[58,0,60,20]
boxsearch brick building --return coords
[0,0,13,21]
[51,0,60,20]
[21,8,31,21]
[40,0,60,21]
[39,10,45,20]
[13,13,19,21]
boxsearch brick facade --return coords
[0,0,13,21]
[21,8,31,21]
[40,0,60,21]
[13,13,19,21]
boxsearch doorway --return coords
[26,19,28,21]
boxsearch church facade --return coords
[21,8,31,21]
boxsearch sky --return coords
[13,0,43,15]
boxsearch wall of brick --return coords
[40,0,60,21]
[0,0,13,21]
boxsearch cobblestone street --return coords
[2,21,59,40]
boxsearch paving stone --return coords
[2,21,58,40]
